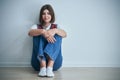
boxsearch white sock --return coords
[38,67,46,77]
[46,67,54,77]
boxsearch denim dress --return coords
[31,24,63,71]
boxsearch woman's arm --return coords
[47,28,67,38]
[28,29,46,36]
[55,29,67,38]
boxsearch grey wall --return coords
[0,0,120,67]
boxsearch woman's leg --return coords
[44,35,62,62]
[43,35,63,77]
[31,36,47,76]
[47,49,63,71]
[46,57,55,77]
[37,36,48,76]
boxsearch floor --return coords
[0,67,120,80]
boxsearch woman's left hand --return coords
[45,29,57,43]
[46,36,56,43]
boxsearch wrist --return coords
[55,28,58,34]
[42,29,46,35]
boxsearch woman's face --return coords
[42,9,52,24]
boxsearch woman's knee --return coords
[54,35,62,41]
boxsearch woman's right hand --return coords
[43,30,56,43]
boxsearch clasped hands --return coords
[43,29,57,43]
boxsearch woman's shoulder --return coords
[30,24,38,29]
[52,23,61,29]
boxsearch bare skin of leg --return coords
[46,55,54,67]
[40,56,54,68]
[47,58,54,67]
[40,60,46,68]
[40,58,54,68]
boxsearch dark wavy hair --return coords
[39,4,55,26]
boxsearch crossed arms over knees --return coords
[28,28,67,43]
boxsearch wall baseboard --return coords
[0,62,31,67]
[0,62,120,67]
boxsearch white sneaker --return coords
[38,67,46,77]
[46,67,54,77]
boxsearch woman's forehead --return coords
[43,9,49,13]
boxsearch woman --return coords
[28,4,67,77]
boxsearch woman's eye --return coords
[42,11,51,15]
[42,13,45,15]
